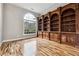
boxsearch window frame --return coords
[23,13,37,35]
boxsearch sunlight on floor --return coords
[23,40,37,56]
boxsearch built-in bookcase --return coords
[50,14,59,31]
[61,9,76,32]
[37,16,43,38]
[38,18,43,31]
[37,3,79,47]
[43,17,49,31]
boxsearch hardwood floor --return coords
[0,38,79,56]
[37,38,79,56]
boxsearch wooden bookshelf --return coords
[49,7,61,43]
[50,14,59,31]
[43,16,49,31]
[37,3,79,47]
[37,16,43,38]
[38,17,43,31]
[61,3,79,46]
[61,8,76,32]
[42,13,50,39]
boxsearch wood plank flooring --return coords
[0,38,79,56]
[36,38,79,56]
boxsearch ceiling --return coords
[11,3,68,14]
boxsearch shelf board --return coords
[51,23,59,25]
[61,32,76,34]
[62,13,75,18]
[44,20,49,22]
[50,31,60,33]
[62,24,75,26]
[51,19,59,21]
[44,23,49,25]
[43,30,48,32]
[62,19,75,23]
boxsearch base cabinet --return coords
[43,32,49,39]
[38,32,43,38]
[61,33,76,46]
[50,33,60,43]
[75,34,79,47]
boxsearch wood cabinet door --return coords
[76,4,79,34]
[38,32,42,38]
[43,32,45,39]
[75,34,79,47]
[50,33,60,42]
[61,34,67,43]
[61,34,75,45]
[67,34,75,45]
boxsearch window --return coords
[23,13,36,34]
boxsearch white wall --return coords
[2,3,40,41]
[0,3,3,42]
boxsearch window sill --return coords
[23,33,37,36]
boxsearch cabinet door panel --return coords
[50,33,60,42]
[61,34,75,45]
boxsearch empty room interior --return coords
[0,3,79,56]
